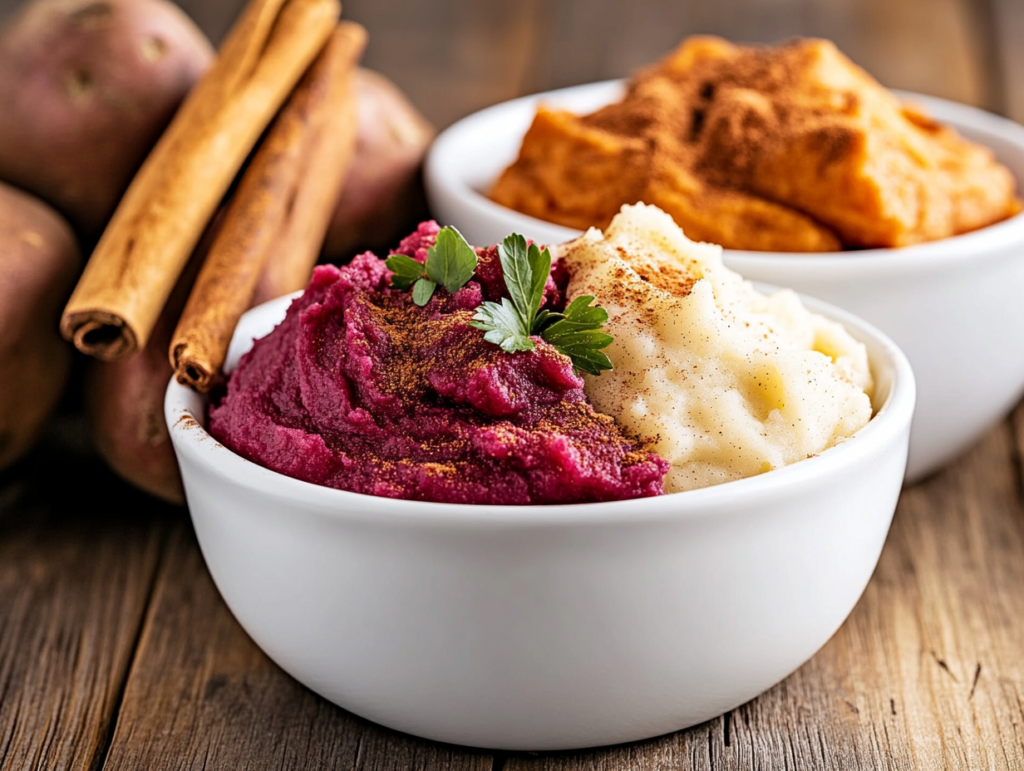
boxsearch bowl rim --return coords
[424,79,1024,274]
[165,289,915,528]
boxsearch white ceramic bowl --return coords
[425,81,1024,482]
[166,290,914,751]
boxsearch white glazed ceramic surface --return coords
[425,81,1024,482]
[166,291,914,751]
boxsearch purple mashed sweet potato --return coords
[208,222,667,504]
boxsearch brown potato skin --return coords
[0,0,214,239]
[83,329,184,504]
[82,226,214,504]
[0,181,80,470]
[322,68,435,259]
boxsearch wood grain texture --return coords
[0,0,1009,126]
[342,0,544,129]
[514,0,985,102]
[989,0,1024,122]
[503,417,1024,770]
[100,521,495,771]
[176,0,1018,125]
[0,420,174,771]
[341,0,992,129]
[172,0,249,45]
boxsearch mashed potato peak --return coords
[561,203,874,492]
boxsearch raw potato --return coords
[0,0,214,238]
[83,225,213,504]
[83,331,184,503]
[322,68,435,259]
[0,181,80,470]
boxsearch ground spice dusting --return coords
[491,36,1020,251]
[208,221,668,505]
[614,245,698,298]
[367,295,483,400]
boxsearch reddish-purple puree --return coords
[208,222,668,505]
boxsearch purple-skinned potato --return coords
[0,181,80,470]
[322,68,435,260]
[0,0,214,239]
[83,322,184,503]
[82,220,214,503]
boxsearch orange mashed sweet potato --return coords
[490,36,1021,251]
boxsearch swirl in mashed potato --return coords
[560,203,874,493]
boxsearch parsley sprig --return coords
[536,295,615,375]
[384,229,614,375]
[471,234,613,376]
[385,226,478,306]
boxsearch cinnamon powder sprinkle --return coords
[491,36,1020,251]
[208,238,669,505]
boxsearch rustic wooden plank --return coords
[1011,399,1024,509]
[955,0,1007,116]
[171,0,248,46]
[342,0,544,129]
[458,0,986,116]
[989,0,1024,122]
[826,0,986,108]
[502,417,1024,771]
[0,0,996,130]
[100,519,495,771]
[0,418,172,771]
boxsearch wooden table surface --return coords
[2,0,1024,768]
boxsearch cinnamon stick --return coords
[60,0,341,361]
[169,23,367,392]
[252,36,364,305]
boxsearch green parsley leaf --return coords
[475,235,613,375]
[496,234,532,331]
[472,297,535,352]
[559,346,614,377]
[533,308,556,333]
[472,233,550,354]
[412,278,437,306]
[495,235,553,335]
[385,226,478,305]
[385,254,425,291]
[426,226,478,294]
[527,243,551,329]
[550,295,609,327]
[540,295,614,376]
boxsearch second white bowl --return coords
[425,81,1024,481]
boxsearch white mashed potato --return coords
[560,203,874,493]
